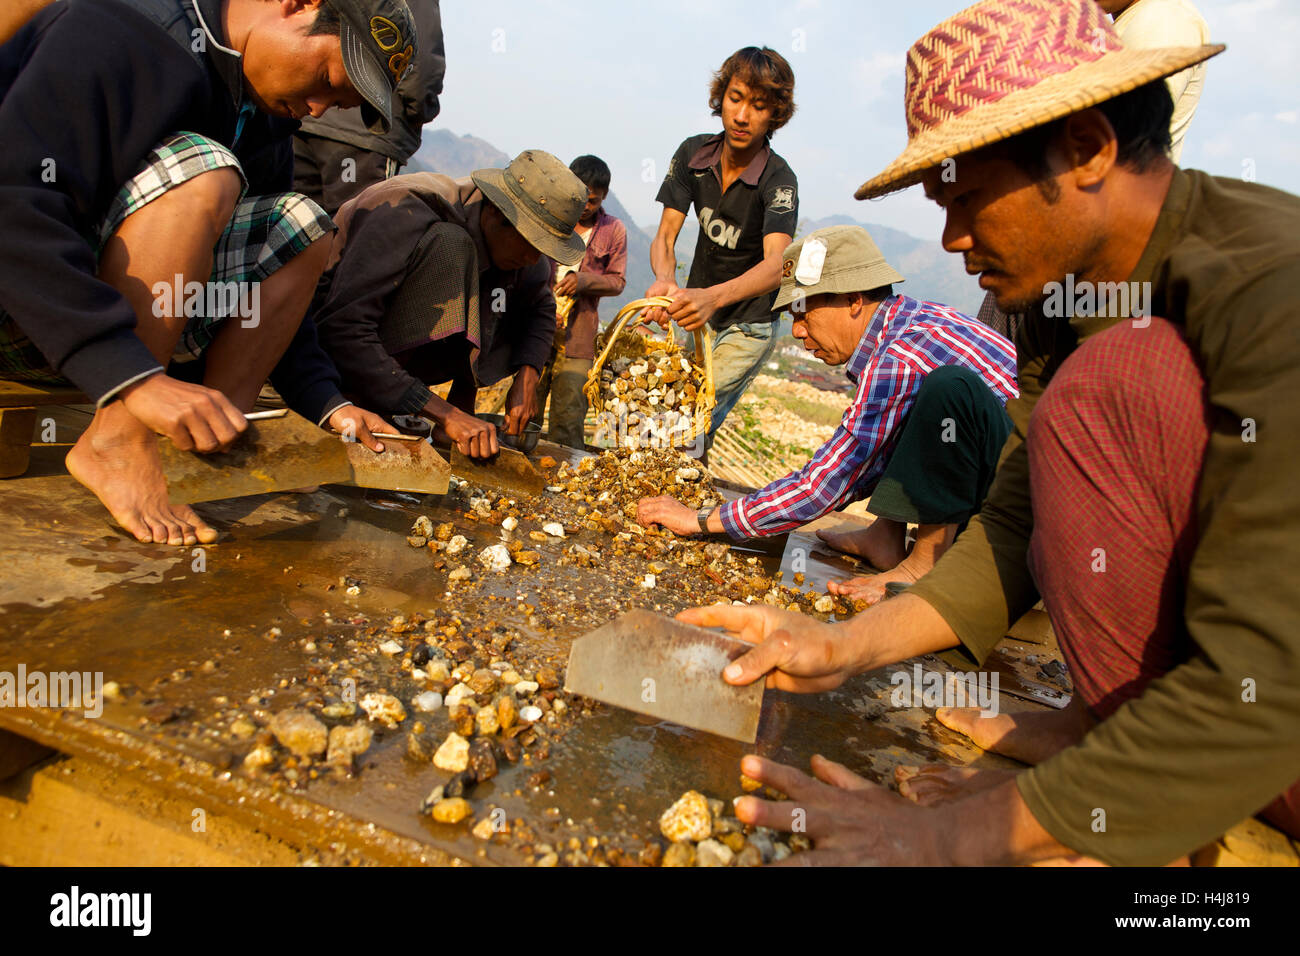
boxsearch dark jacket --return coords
[0,0,344,420]
[298,0,444,163]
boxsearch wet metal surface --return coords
[0,440,1055,865]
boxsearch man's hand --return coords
[555,273,584,298]
[120,373,247,453]
[637,496,701,535]
[667,287,720,332]
[503,365,541,435]
[641,279,680,330]
[735,754,943,866]
[676,603,856,692]
[435,407,499,459]
[326,404,392,453]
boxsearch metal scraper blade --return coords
[564,610,764,743]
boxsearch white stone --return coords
[378,639,403,655]
[412,691,443,712]
[519,704,543,723]
[501,516,518,532]
[446,535,468,555]
[641,573,657,589]
[444,682,474,709]
[512,680,539,696]
[814,596,835,613]
[478,543,512,570]
[541,522,566,538]
[433,732,469,772]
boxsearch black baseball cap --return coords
[330,0,419,133]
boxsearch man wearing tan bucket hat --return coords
[638,225,1017,603]
[310,150,588,458]
[681,0,1300,866]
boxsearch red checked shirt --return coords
[718,294,1019,539]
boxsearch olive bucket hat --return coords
[774,225,905,311]
[471,150,587,266]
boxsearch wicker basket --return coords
[583,297,715,450]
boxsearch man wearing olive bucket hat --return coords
[310,150,587,458]
[680,0,1300,865]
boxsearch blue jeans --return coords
[708,320,779,439]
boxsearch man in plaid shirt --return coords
[639,226,1017,602]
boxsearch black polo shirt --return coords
[656,132,799,331]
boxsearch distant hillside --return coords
[408,129,984,319]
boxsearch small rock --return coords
[541,522,566,538]
[535,667,560,690]
[268,709,327,758]
[695,838,734,867]
[378,639,403,655]
[230,716,257,739]
[476,705,500,735]
[719,831,747,853]
[359,692,406,728]
[420,784,444,810]
[478,543,512,571]
[661,842,695,867]
[444,769,474,797]
[472,817,496,840]
[426,660,451,682]
[412,690,443,712]
[242,743,275,770]
[468,737,498,781]
[497,695,518,731]
[412,644,432,666]
[448,566,471,582]
[514,550,540,566]
[734,845,762,867]
[499,669,521,685]
[446,535,469,555]
[519,704,543,723]
[771,842,792,862]
[814,595,834,613]
[445,682,474,709]
[659,790,712,843]
[740,773,763,792]
[411,515,434,537]
[429,797,472,824]
[326,722,373,766]
[501,516,518,532]
[536,852,559,867]
[101,680,124,703]
[433,731,470,772]
[434,522,455,541]
[406,535,428,548]
[513,680,539,697]
[467,668,498,695]
[321,701,356,719]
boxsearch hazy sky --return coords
[432,0,1298,237]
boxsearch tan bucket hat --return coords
[854,0,1224,200]
[471,150,587,266]
[773,225,905,311]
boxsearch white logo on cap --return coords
[795,237,826,286]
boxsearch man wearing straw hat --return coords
[680,0,1300,865]
[310,151,588,458]
[637,225,1017,604]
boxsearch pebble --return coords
[478,543,512,571]
[412,690,443,712]
[501,516,518,532]
[661,842,695,867]
[814,596,835,613]
[695,838,734,867]
[475,705,500,735]
[541,522,566,538]
[359,692,406,728]
[467,668,498,695]
[426,661,451,682]
[444,682,474,709]
[429,797,472,824]
[499,669,521,685]
[641,573,657,589]
[230,717,257,739]
[446,535,469,555]
[734,845,763,867]
[321,701,356,719]
[448,567,471,582]
[519,704,543,723]
[513,680,539,697]
[242,743,275,770]
[433,731,469,772]
[740,773,763,792]
[748,831,776,863]
[771,842,792,861]
[535,667,560,690]
[102,681,124,703]
[268,709,327,758]
[659,790,712,843]
[411,516,434,537]
[326,722,373,765]
[472,817,496,840]
[406,535,428,548]
[536,852,559,867]
[378,639,403,655]
[514,550,540,566]
[719,831,747,853]
[468,737,498,781]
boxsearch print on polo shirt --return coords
[699,207,741,250]
[769,186,795,213]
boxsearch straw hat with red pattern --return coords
[854,0,1224,200]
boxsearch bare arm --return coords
[668,231,790,332]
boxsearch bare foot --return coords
[816,517,907,570]
[894,764,1016,806]
[933,697,1093,766]
[65,404,219,546]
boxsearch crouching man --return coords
[309,151,588,458]
[637,226,1017,603]
[0,0,406,544]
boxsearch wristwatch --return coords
[697,507,712,535]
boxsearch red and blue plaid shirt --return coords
[719,294,1018,539]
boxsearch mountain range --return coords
[407,129,985,318]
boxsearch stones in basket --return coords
[595,349,705,449]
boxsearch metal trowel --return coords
[564,610,765,743]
